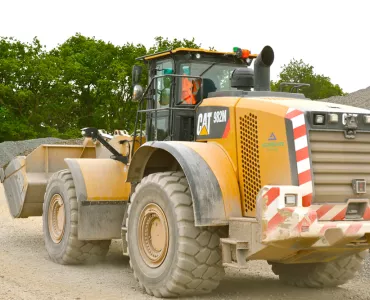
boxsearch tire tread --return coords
[126,171,225,297]
[43,170,110,265]
[271,251,368,288]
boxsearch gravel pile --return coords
[323,86,370,109]
[0,137,84,168]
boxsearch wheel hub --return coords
[48,194,65,244]
[138,203,169,268]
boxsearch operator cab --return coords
[131,47,257,142]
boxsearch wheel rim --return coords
[48,194,65,244]
[138,203,169,268]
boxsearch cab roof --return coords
[136,47,258,61]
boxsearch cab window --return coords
[154,60,173,108]
[177,62,237,105]
[147,59,173,141]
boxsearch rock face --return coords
[322,86,370,109]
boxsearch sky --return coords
[1,0,369,94]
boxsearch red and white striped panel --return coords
[260,186,313,240]
[285,108,313,207]
[310,204,370,221]
[259,186,370,243]
[318,222,364,236]
[365,206,370,219]
[264,187,282,232]
[263,187,296,233]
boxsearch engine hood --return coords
[247,97,370,114]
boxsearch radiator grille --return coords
[240,113,261,215]
[310,131,370,203]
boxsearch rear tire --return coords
[271,251,368,288]
[126,171,225,298]
[43,170,111,264]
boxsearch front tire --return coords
[271,251,368,288]
[43,170,111,264]
[126,171,225,298]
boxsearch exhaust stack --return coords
[254,46,274,91]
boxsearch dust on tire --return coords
[271,251,369,288]
[43,169,111,265]
[126,171,226,298]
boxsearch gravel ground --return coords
[0,137,84,168]
[363,255,370,279]
[0,184,369,300]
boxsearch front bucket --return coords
[1,143,95,218]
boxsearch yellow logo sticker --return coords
[199,126,209,136]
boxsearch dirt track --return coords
[0,184,369,300]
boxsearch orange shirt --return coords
[181,77,200,104]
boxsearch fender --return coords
[127,141,242,226]
[65,158,130,240]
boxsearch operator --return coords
[181,66,200,105]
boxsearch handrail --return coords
[131,74,204,158]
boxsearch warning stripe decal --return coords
[285,108,313,207]
[259,186,370,243]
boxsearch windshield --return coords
[180,62,237,92]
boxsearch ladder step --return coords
[223,262,249,269]
[220,238,249,249]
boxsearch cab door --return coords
[146,59,173,141]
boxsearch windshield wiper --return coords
[199,62,217,77]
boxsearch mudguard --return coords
[127,141,242,226]
[65,158,130,240]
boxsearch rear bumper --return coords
[257,186,370,247]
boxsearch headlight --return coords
[314,114,325,125]
[285,194,297,207]
[328,113,338,123]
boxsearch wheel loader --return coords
[1,45,370,298]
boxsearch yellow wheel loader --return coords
[1,45,370,298]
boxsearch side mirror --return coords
[132,65,142,87]
[132,84,143,102]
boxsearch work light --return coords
[314,114,325,125]
[328,113,338,123]
[285,194,297,207]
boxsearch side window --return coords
[176,63,238,105]
[155,60,173,108]
[177,65,202,106]
[148,60,173,141]
[179,63,227,105]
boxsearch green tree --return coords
[0,35,203,142]
[0,36,68,141]
[49,34,202,135]
[50,33,148,134]
[271,59,345,99]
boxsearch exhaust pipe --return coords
[254,46,274,91]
